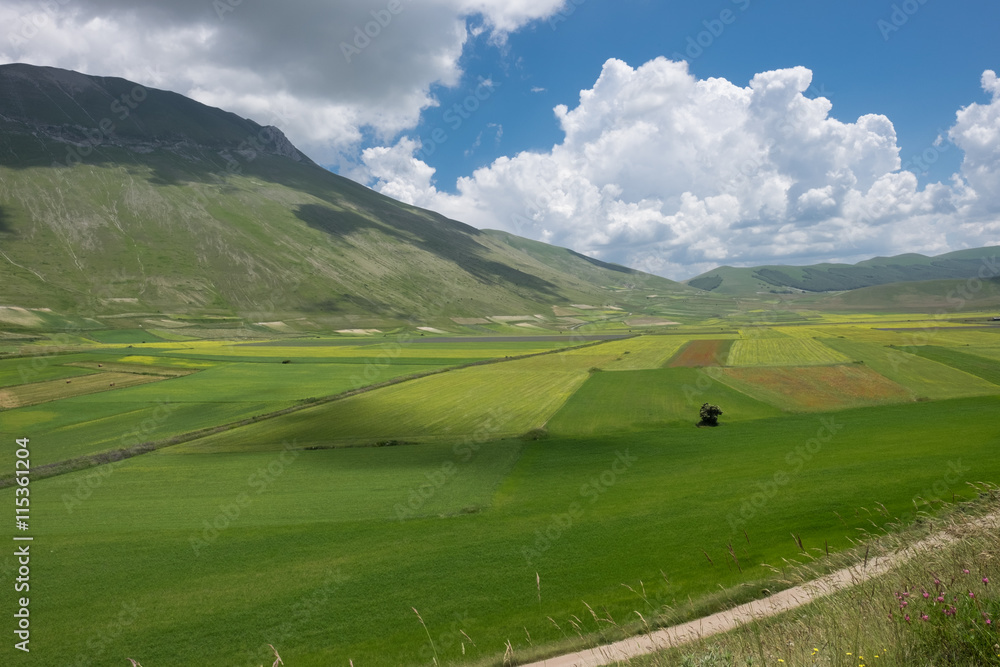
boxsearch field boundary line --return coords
[518,512,1000,667]
[0,334,638,487]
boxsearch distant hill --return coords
[0,64,687,327]
[686,247,1000,295]
[817,277,1000,312]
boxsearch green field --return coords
[2,324,1000,665]
[8,396,1000,665]
[546,367,781,434]
[910,345,1000,385]
[821,338,1000,400]
[173,351,615,452]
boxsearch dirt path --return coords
[521,513,997,667]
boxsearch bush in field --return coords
[699,403,722,427]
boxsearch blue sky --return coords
[2,0,999,277]
[417,0,996,190]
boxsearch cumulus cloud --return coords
[0,0,568,165]
[362,58,1000,278]
[950,70,1000,214]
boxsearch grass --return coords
[715,364,914,412]
[545,367,782,435]
[628,487,1000,667]
[170,351,613,452]
[86,329,169,344]
[821,339,1000,400]
[0,355,100,387]
[2,324,1000,666]
[7,397,1000,665]
[0,350,453,465]
[0,371,168,408]
[563,336,688,371]
[727,338,852,367]
[909,345,1000,386]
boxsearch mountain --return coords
[686,247,1000,295]
[0,64,688,329]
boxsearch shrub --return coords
[698,403,722,427]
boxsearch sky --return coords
[2,0,999,279]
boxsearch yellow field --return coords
[727,338,852,366]
[171,350,622,453]
[561,336,688,370]
[774,326,840,339]
[0,372,168,408]
[738,327,792,339]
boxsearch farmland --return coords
[667,339,733,367]
[1,316,1000,665]
[727,337,852,366]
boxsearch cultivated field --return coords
[727,337,852,366]
[1,315,999,665]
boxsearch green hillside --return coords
[817,276,1000,311]
[687,247,1000,295]
[0,64,688,330]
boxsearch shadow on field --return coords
[0,205,12,234]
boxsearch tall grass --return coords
[626,483,1000,666]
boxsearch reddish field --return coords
[718,364,914,411]
[666,339,732,367]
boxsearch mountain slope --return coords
[687,247,1000,295]
[0,64,687,327]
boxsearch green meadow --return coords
[1,322,999,665]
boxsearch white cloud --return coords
[0,0,569,166]
[950,70,1000,215]
[362,58,1000,278]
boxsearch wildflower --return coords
[922,589,929,599]
[984,577,990,585]
[936,595,945,603]
[963,569,970,574]
[905,615,911,622]
[921,614,929,621]
[970,591,976,599]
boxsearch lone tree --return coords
[699,403,723,427]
